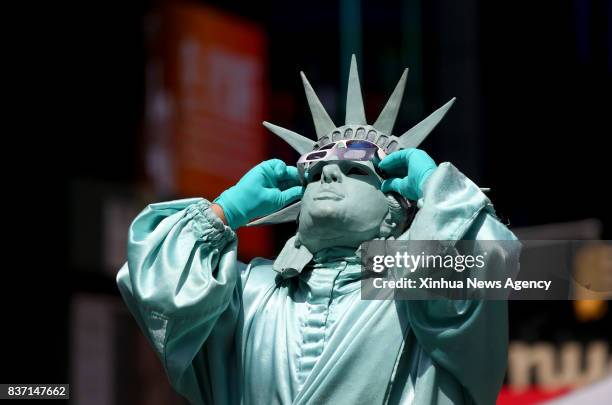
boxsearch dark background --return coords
[4,0,611,398]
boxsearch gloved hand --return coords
[214,159,304,230]
[378,148,437,200]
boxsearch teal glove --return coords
[379,148,437,200]
[214,159,304,230]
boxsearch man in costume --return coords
[117,56,519,404]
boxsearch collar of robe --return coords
[273,236,363,280]
[312,246,361,265]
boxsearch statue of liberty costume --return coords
[117,56,519,405]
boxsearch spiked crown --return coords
[248,55,455,227]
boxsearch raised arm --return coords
[380,148,520,405]
[116,198,242,404]
[116,159,303,404]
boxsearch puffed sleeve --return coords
[116,198,244,405]
[403,163,521,405]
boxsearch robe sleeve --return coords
[404,163,521,405]
[116,198,245,405]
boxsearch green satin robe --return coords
[116,162,519,405]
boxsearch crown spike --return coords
[398,98,456,149]
[373,68,408,134]
[263,121,315,154]
[300,71,336,139]
[246,202,302,226]
[345,54,367,125]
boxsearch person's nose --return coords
[321,164,343,184]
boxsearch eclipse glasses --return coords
[297,139,387,182]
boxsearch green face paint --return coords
[298,161,389,253]
[250,54,456,229]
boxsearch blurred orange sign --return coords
[145,3,272,259]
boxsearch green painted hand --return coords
[214,159,304,230]
[379,148,437,200]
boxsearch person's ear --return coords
[378,211,398,239]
